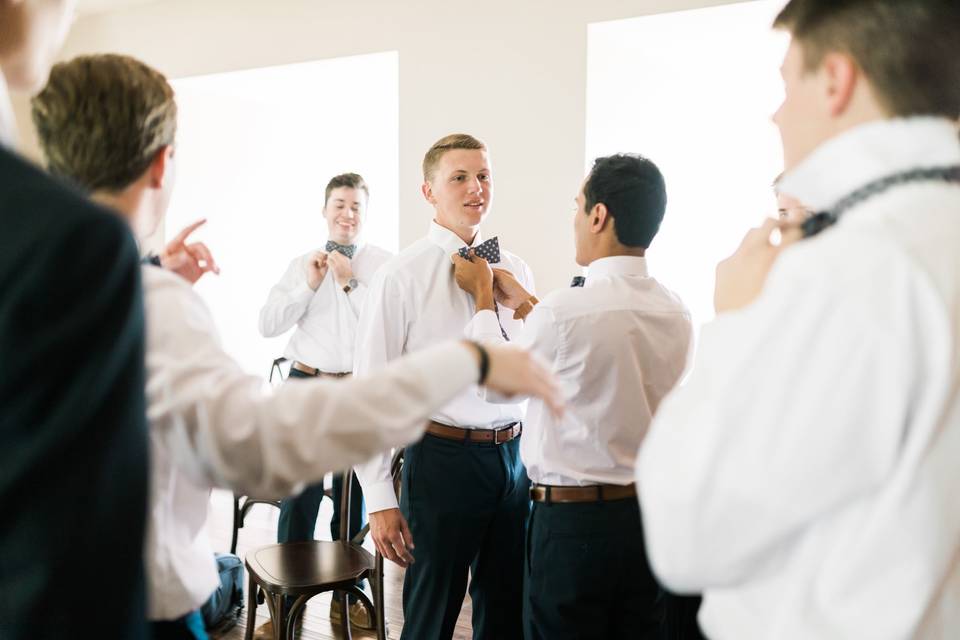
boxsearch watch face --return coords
[348,278,359,288]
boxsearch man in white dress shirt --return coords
[31,57,562,640]
[258,172,392,632]
[635,1,960,638]
[453,153,693,639]
[354,133,536,639]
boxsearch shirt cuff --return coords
[292,281,316,302]
[364,480,400,513]
[465,309,506,342]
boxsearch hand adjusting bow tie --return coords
[458,236,509,341]
[325,241,357,259]
[458,236,501,263]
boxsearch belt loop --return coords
[545,485,552,507]
[596,485,604,502]
[463,427,471,444]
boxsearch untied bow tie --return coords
[325,241,357,259]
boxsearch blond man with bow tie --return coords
[355,133,536,639]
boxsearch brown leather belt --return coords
[530,483,637,504]
[291,361,351,378]
[426,420,521,445]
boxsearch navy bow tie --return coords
[570,276,585,288]
[458,236,501,263]
[325,241,357,259]
[458,236,509,340]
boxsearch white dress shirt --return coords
[142,266,478,620]
[468,256,692,486]
[353,221,535,513]
[637,117,960,639]
[258,243,393,372]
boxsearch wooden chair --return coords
[230,357,293,554]
[230,495,282,555]
[243,449,403,640]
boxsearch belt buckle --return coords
[529,484,550,504]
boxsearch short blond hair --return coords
[422,133,486,181]
[31,54,177,192]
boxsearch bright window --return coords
[166,52,399,375]
[587,1,788,329]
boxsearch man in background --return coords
[259,172,393,632]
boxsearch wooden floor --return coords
[206,488,474,640]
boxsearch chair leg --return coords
[373,558,386,640]
[338,590,353,640]
[244,573,258,640]
[266,593,284,640]
[286,595,308,640]
[231,494,242,554]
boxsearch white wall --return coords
[587,1,787,328]
[19,0,759,296]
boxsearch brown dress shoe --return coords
[329,597,378,631]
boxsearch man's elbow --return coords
[258,311,279,338]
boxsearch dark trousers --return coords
[523,498,665,640]
[400,433,529,640]
[276,475,365,544]
[663,594,706,640]
[278,368,366,599]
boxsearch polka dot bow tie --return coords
[458,236,501,263]
[325,241,357,259]
[458,236,509,341]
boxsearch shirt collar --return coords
[427,219,483,255]
[779,116,960,213]
[585,255,648,283]
[0,74,18,151]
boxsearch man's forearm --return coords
[473,287,496,312]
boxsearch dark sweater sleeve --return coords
[0,164,150,639]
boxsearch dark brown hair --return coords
[324,173,369,205]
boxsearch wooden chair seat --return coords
[246,540,374,593]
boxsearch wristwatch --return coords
[343,277,359,294]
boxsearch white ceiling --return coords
[77,0,162,16]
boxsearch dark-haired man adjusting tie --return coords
[454,153,692,639]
